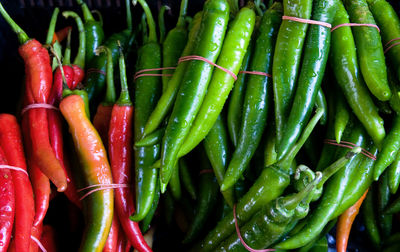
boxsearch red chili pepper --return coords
[0,114,34,252]
[109,48,151,252]
[0,146,14,252]
[52,26,72,44]
[40,225,57,252]
[103,215,120,252]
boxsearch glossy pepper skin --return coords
[343,0,391,101]
[159,0,230,187]
[0,114,35,252]
[277,0,338,159]
[199,108,324,251]
[221,3,281,191]
[330,1,385,148]
[177,5,256,160]
[388,150,400,194]
[60,95,114,252]
[362,187,381,248]
[272,0,313,145]
[131,0,162,222]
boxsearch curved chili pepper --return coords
[388,150,400,194]
[277,0,338,159]
[343,0,391,101]
[334,87,351,144]
[93,46,116,147]
[60,94,114,252]
[363,186,381,248]
[0,145,14,252]
[140,180,160,234]
[103,215,119,252]
[378,171,393,237]
[158,5,169,44]
[131,0,162,222]
[0,114,35,252]
[135,127,165,147]
[179,158,196,200]
[109,46,151,252]
[220,2,280,191]
[330,0,385,148]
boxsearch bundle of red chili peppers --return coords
[3,0,400,251]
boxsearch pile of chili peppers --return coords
[2,0,400,251]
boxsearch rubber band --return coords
[178,55,238,81]
[21,103,59,115]
[233,204,276,252]
[239,71,272,78]
[385,37,400,47]
[0,165,29,176]
[384,42,400,54]
[78,183,129,201]
[31,235,47,252]
[134,67,177,81]
[331,23,380,32]
[199,169,214,175]
[323,139,376,160]
[282,16,331,29]
[86,68,106,76]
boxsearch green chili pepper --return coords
[362,186,381,248]
[180,158,197,200]
[384,192,400,214]
[199,108,324,251]
[169,162,182,200]
[203,115,235,206]
[159,0,230,187]
[220,3,281,191]
[388,68,400,114]
[388,150,400,194]
[131,0,162,222]
[140,180,160,233]
[275,122,367,249]
[378,171,393,237]
[141,11,202,137]
[277,0,337,159]
[272,0,313,145]
[343,0,391,101]
[135,127,165,147]
[334,86,351,144]
[374,115,400,180]
[158,5,169,44]
[330,1,385,148]
[263,124,277,167]
[315,88,327,126]
[161,0,189,92]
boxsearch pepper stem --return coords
[282,172,322,210]
[133,0,157,43]
[140,12,148,44]
[176,0,188,28]
[50,45,69,92]
[279,108,325,171]
[116,41,132,106]
[76,0,95,22]
[63,11,86,69]
[0,2,30,44]
[95,46,116,105]
[46,8,60,45]
[254,0,263,16]
[125,0,133,32]
[158,5,170,44]
[63,29,72,66]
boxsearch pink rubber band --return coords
[384,41,400,54]
[323,139,376,160]
[282,16,331,29]
[134,67,177,81]
[86,68,106,76]
[178,55,238,81]
[31,235,47,252]
[199,169,214,175]
[233,204,276,252]
[0,165,29,176]
[239,71,272,78]
[331,23,380,32]
[21,103,59,115]
[385,37,400,47]
[78,183,129,201]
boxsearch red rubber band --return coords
[199,169,214,175]
[282,16,331,28]
[331,23,380,32]
[385,37,400,47]
[86,68,106,76]
[178,55,238,81]
[31,235,47,252]
[134,67,177,81]
[0,165,29,176]
[78,183,129,201]
[233,204,276,252]
[323,139,376,160]
[239,71,272,78]
[384,41,400,54]
[21,103,59,115]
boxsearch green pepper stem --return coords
[318,147,362,187]
[116,42,132,106]
[176,0,188,28]
[254,0,263,16]
[63,29,72,65]
[125,0,133,32]
[282,172,322,210]
[227,0,239,15]
[133,0,157,43]
[63,11,86,69]
[51,45,69,92]
[158,5,170,43]
[0,2,30,44]
[95,46,116,105]
[91,10,103,26]
[46,8,59,45]
[140,12,148,44]
[76,0,95,22]
[279,108,325,171]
